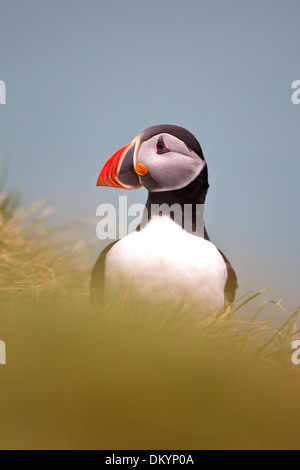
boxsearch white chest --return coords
[105,217,227,317]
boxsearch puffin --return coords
[91,124,238,317]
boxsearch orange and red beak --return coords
[97,141,142,190]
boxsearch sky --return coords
[0,0,299,314]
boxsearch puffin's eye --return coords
[156,136,170,154]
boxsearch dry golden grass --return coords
[0,190,89,302]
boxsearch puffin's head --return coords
[97,124,208,193]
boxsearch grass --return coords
[0,188,299,450]
[0,189,89,302]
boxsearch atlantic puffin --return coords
[91,125,238,317]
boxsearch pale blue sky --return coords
[0,0,299,313]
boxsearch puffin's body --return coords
[91,125,237,317]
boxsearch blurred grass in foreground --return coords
[0,189,299,450]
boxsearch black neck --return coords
[137,170,210,238]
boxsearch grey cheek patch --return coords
[140,174,161,192]
[137,133,206,192]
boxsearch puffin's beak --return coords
[97,142,141,189]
